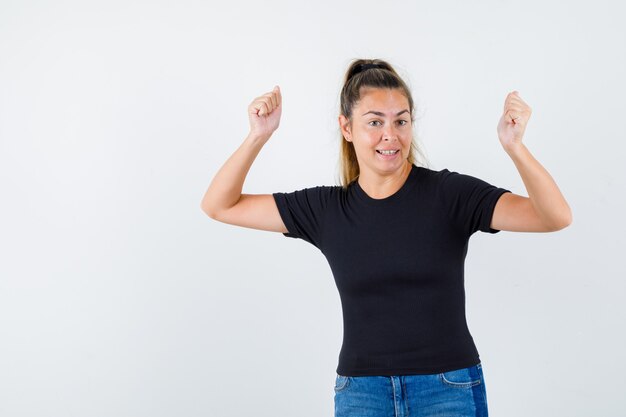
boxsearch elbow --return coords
[563,209,573,229]
[560,205,574,229]
[200,202,218,220]
[548,208,573,231]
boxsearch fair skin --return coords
[200,85,288,233]
[200,85,572,234]
[492,90,572,231]
[338,87,414,200]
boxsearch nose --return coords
[382,124,399,141]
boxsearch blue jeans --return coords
[334,363,488,417]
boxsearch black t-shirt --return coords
[272,163,511,376]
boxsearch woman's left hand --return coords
[497,91,532,153]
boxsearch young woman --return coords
[200,59,572,417]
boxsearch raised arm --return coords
[200,86,288,233]
[490,91,573,233]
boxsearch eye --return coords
[368,119,409,127]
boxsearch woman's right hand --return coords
[247,85,282,140]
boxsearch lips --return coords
[376,149,400,161]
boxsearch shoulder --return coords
[410,165,457,188]
[274,184,341,195]
[272,184,343,209]
[411,165,452,179]
[428,167,491,188]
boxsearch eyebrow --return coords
[362,109,410,117]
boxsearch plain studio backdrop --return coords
[1,1,624,416]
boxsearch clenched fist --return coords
[248,85,282,140]
[497,91,531,154]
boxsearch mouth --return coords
[375,149,401,161]
[376,149,400,155]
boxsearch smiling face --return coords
[339,87,413,178]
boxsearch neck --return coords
[357,161,412,199]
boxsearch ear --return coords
[338,114,352,142]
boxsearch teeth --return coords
[378,149,399,155]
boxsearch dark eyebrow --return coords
[362,109,410,117]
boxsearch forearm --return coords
[200,132,269,218]
[507,144,572,229]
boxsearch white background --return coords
[1,1,624,416]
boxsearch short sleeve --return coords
[436,169,511,236]
[272,186,331,249]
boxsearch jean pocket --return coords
[334,374,351,392]
[439,365,482,389]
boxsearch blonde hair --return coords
[337,58,429,188]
